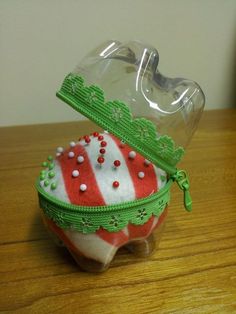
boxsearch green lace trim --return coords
[36,179,172,233]
[56,73,193,212]
[56,73,185,174]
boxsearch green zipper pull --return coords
[172,170,192,212]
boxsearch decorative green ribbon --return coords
[37,179,172,233]
[56,73,184,170]
[56,73,192,212]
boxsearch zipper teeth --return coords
[57,91,178,176]
[36,179,173,213]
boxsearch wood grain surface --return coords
[0,109,236,314]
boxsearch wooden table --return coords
[0,109,236,313]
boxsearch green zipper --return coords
[171,169,192,212]
[150,159,192,212]
[36,178,172,233]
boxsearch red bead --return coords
[97,156,105,164]
[113,181,119,188]
[98,135,104,141]
[114,160,121,167]
[84,135,90,141]
[101,141,107,147]
[93,132,99,137]
[85,137,91,144]
[100,148,106,154]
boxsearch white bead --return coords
[56,152,61,157]
[128,151,136,159]
[80,184,87,191]
[70,141,76,147]
[144,159,151,165]
[138,171,145,179]
[72,170,79,177]
[68,151,75,158]
[56,147,63,153]
[77,156,84,163]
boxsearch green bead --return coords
[40,170,46,175]
[48,163,54,170]
[51,182,57,190]
[42,161,48,167]
[40,174,46,180]
[47,155,53,161]
[48,171,55,179]
[44,179,50,187]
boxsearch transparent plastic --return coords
[42,207,167,272]
[73,40,205,147]
[39,41,205,272]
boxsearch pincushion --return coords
[39,132,167,206]
[37,131,169,271]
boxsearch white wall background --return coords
[1,0,236,126]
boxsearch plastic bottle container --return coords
[36,40,205,272]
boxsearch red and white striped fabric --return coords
[41,132,167,204]
[41,132,168,265]
[46,208,167,265]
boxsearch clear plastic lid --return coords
[72,40,205,148]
